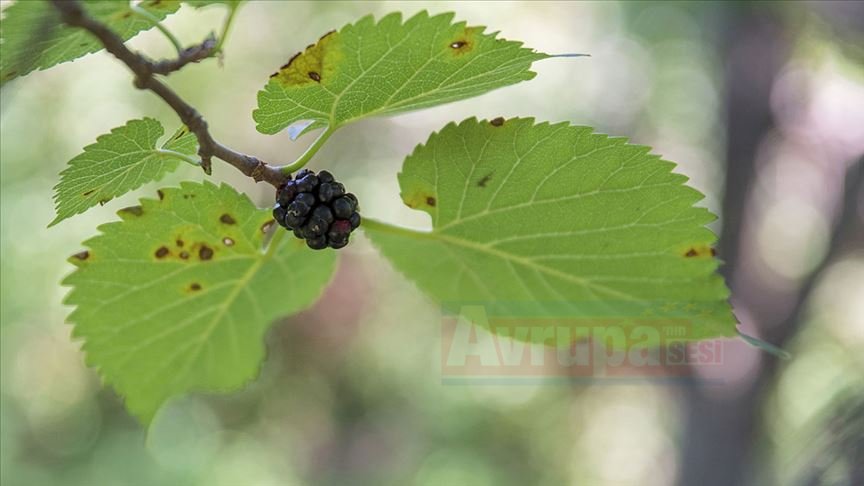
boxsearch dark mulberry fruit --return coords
[332,197,355,219]
[274,170,361,250]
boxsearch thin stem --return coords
[361,217,431,238]
[130,4,184,55]
[280,126,335,175]
[214,2,241,53]
[156,148,201,167]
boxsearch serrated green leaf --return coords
[64,181,336,423]
[49,118,198,227]
[253,11,548,137]
[0,0,181,86]
[365,118,736,344]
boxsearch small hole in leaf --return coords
[450,40,467,49]
[223,237,235,247]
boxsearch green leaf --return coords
[50,118,198,227]
[365,118,736,344]
[63,182,336,423]
[253,11,548,137]
[0,0,181,85]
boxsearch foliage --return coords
[50,119,197,227]
[0,2,736,424]
[253,11,548,137]
[63,182,335,423]
[0,0,180,85]
[366,118,734,343]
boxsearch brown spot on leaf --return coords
[155,246,170,259]
[490,117,505,127]
[222,237,235,247]
[426,196,437,207]
[199,246,214,261]
[119,205,143,217]
[271,29,340,87]
[682,245,717,258]
[477,173,493,187]
[189,283,202,292]
[448,27,480,55]
[176,239,184,247]
[83,189,96,197]
[98,199,110,206]
[179,251,190,260]
[220,213,236,225]
[72,250,90,261]
[183,193,195,199]
[157,190,165,200]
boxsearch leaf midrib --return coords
[364,220,638,301]
[140,230,286,395]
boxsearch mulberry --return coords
[272,170,361,250]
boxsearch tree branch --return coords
[150,34,218,75]
[50,0,287,187]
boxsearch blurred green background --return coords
[1,1,862,485]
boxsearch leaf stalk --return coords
[156,148,201,167]
[214,2,242,54]
[280,126,335,175]
[129,4,184,55]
